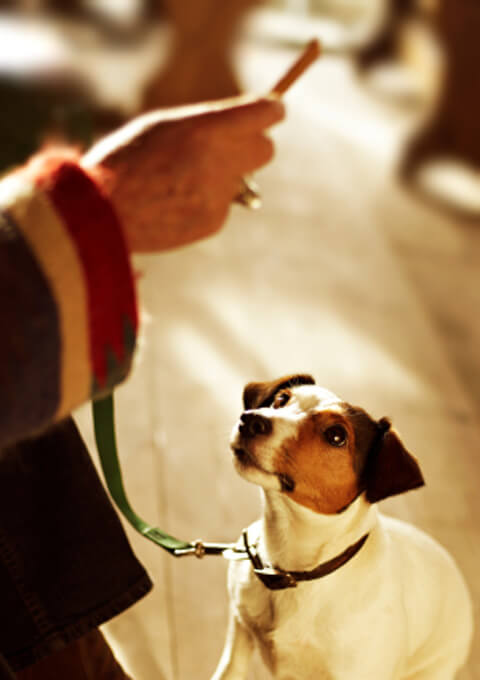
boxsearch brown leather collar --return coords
[242,530,369,590]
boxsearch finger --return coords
[200,97,285,135]
[229,133,275,174]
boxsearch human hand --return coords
[82,95,285,253]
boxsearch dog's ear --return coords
[363,419,425,503]
[243,374,315,410]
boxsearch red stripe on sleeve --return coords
[30,156,137,389]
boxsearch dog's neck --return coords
[259,491,377,572]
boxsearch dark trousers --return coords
[15,630,131,680]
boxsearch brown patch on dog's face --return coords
[273,409,361,515]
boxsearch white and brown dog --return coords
[212,375,473,680]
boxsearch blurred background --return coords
[1,1,478,678]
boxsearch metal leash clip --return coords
[174,540,238,559]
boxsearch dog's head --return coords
[231,374,424,515]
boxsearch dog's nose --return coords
[239,412,272,438]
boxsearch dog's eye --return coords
[273,391,290,408]
[324,425,347,447]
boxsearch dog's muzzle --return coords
[233,412,295,492]
[233,412,272,469]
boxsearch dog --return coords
[212,375,473,680]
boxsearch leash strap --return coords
[92,394,244,559]
[92,394,192,554]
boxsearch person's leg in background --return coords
[141,0,263,108]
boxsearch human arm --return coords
[0,95,284,449]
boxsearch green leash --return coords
[92,394,238,559]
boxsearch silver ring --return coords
[234,177,262,210]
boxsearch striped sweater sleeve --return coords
[0,151,138,449]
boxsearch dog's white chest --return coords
[266,588,339,679]
[234,559,387,679]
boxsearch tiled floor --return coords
[76,34,479,680]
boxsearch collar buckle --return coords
[254,568,298,590]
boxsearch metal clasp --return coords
[173,540,238,559]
